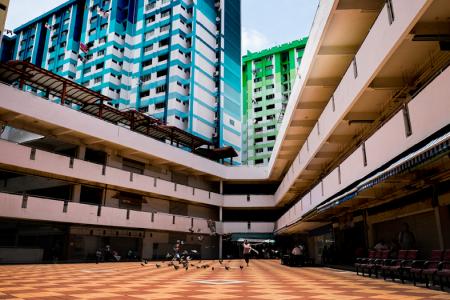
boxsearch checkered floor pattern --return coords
[0,260,448,299]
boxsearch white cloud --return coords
[242,27,271,55]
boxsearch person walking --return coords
[243,240,257,267]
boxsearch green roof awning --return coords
[230,233,275,243]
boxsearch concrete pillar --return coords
[77,145,86,160]
[72,184,81,203]
[142,234,153,260]
[434,207,444,249]
[219,206,223,259]
[435,205,450,249]
[219,180,223,194]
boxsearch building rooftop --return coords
[14,0,77,33]
[242,37,308,63]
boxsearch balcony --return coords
[0,192,214,234]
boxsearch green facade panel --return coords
[241,37,308,165]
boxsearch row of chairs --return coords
[355,249,450,290]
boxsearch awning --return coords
[315,128,450,213]
[230,233,275,243]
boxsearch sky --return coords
[5,0,319,54]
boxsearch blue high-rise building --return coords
[6,0,242,163]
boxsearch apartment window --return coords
[58,54,64,61]
[100,23,108,31]
[267,135,276,141]
[254,77,262,83]
[145,30,155,40]
[99,36,107,44]
[156,85,166,93]
[229,119,235,126]
[157,70,167,77]
[266,94,275,100]
[89,28,96,35]
[267,125,275,130]
[60,41,66,48]
[254,107,262,113]
[266,104,275,110]
[155,102,165,109]
[83,66,91,73]
[159,38,169,47]
[255,148,263,154]
[94,76,102,84]
[139,106,149,113]
[142,59,152,67]
[98,49,105,56]
[255,159,264,165]
[267,114,275,120]
[255,127,263,133]
[255,138,263,143]
[158,54,168,62]
[146,15,155,24]
[86,54,93,60]
[255,117,262,123]
[96,62,104,70]
[48,58,54,65]
[265,65,273,71]
[144,45,153,53]
[266,84,274,90]
[141,74,151,82]
[161,9,170,18]
[268,146,273,151]
[254,87,261,93]
[140,90,150,98]
[265,55,273,62]
[160,25,170,32]
[266,74,274,80]
[56,66,63,72]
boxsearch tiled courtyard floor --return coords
[0,260,448,299]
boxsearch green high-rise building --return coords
[242,38,308,165]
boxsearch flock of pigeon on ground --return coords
[140,250,245,271]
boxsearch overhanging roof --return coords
[0,61,238,161]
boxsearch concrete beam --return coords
[336,0,384,11]
[318,45,359,56]
[327,135,354,144]
[285,134,308,141]
[412,22,450,36]
[0,112,21,122]
[369,77,405,90]
[314,151,337,158]
[83,138,104,145]
[306,78,341,88]
[297,101,327,110]
[290,120,316,127]
[344,112,379,121]
[52,128,74,136]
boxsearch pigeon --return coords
[212,267,214,271]
[156,264,161,268]
[144,259,148,264]
[225,266,230,271]
[173,265,180,270]
[141,263,145,266]
[240,265,244,270]
[197,228,201,232]
[196,265,201,269]
[218,260,223,265]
